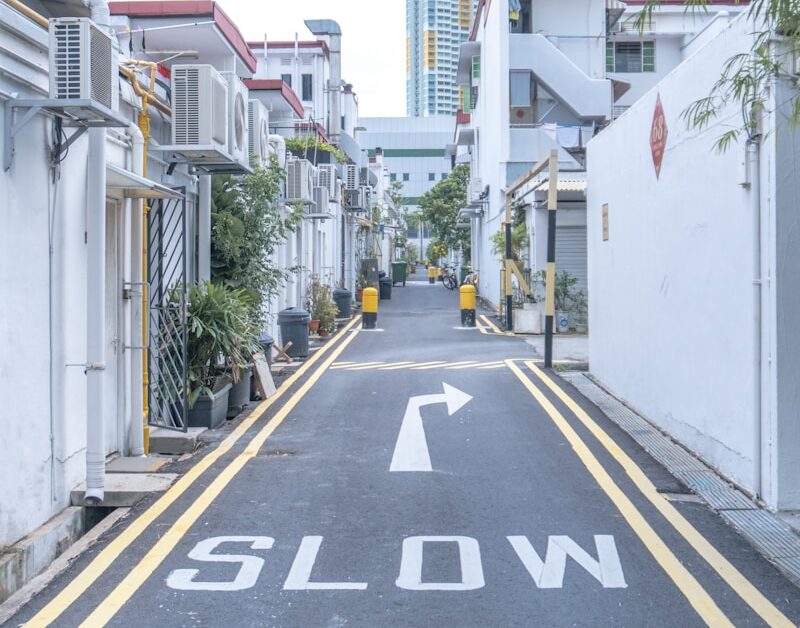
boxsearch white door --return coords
[104,200,125,455]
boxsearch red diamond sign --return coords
[650,93,668,179]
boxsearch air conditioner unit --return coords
[223,72,249,169]
[308,186,330,218]
[169,64,229,161]
[344,164,359,190]
[287,158,314,202]
[248,99,270,166]
[49,18,118,111]
[511,106,535,125]
[316,164,337,196]
[344,188,364,211]
[469,177,483,203]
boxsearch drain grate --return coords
[560,372,800,586]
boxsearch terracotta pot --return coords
[355,288,364,302]
[309,319,320,333]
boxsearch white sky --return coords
[221,0,407,118]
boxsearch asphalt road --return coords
[10,272,800,627]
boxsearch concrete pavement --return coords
[9,273,800,627]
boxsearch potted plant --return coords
[187,282,260,428]
[317,294,339,338]
[355,272,368,303]
[554,271,580,334]
[306,277,336,335]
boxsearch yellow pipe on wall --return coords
[2,0,48,28]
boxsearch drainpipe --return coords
[747,134,763,500]
[85,0,110,505]
[198,175,212,282]
[128,122,145,457]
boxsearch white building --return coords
[587,10,800,510]
[407,0,477,116]
[0,0,259,583]
[358,115,455,257]
[457,0,614,319]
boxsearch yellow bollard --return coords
[460,284,476,327]
[362,287,379,329]
[438,266,444,282]
[428,265,436,284]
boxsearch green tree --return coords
[211,158,304,329]
[637,0,798,151]
[419,164,470,254]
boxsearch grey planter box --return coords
[227,366,253,419]
[189,378,232,429]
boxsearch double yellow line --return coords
[28,316,362,628]
[507,360,792,627]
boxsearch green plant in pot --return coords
[187,282,261,428]
[305,277,338,336]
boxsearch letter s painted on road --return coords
[166,536,275,591]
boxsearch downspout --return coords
[748,137,762,499]
[198,175,212,281]
[84,0,111,505]
[128,122,145,457]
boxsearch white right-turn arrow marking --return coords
[390,383,473,472]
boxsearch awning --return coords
[533,178,587,193]
[457,41,480,86]
[456,127,475,146]
[106,164,184,200]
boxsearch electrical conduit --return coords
[128,122,145,457]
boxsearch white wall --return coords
[587,14,766,498]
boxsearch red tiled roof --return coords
[456,110,471,125]
[243,79,305,118]
[109,1,257,73]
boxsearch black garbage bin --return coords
[379,276,392,300]
[258,333,274,365]
[333,288,352,319]
[277,307,310,357]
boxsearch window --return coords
[441,173,448,180]
[606,41,655,73]
[403,173,410,182]
[281,73,292,88]
[509,0,532,33]
[428,172,436,181]
[510,70,532,107]
[390,173,397,182]
[301,74,313,101]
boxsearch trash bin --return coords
[258,333,274,366]
[391,261,407,287]
[277,307,310,358]
[460,266,470,284]
[379,276,392,300]
[332,288,352,319]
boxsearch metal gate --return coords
[147,189,188,432]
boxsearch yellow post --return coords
[428,265,436,284]
[460,284,476,327]
[362,287,379,329]
[438,266,443,282]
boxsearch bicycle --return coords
[442,265,459,290]
[462,269,480,287]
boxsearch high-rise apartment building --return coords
[406,0,476,116]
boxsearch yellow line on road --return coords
[506,360,732,627]
[77,326,361,627]
[524,361,794,628]
[27,316,362,628]
[480,315,513,336]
